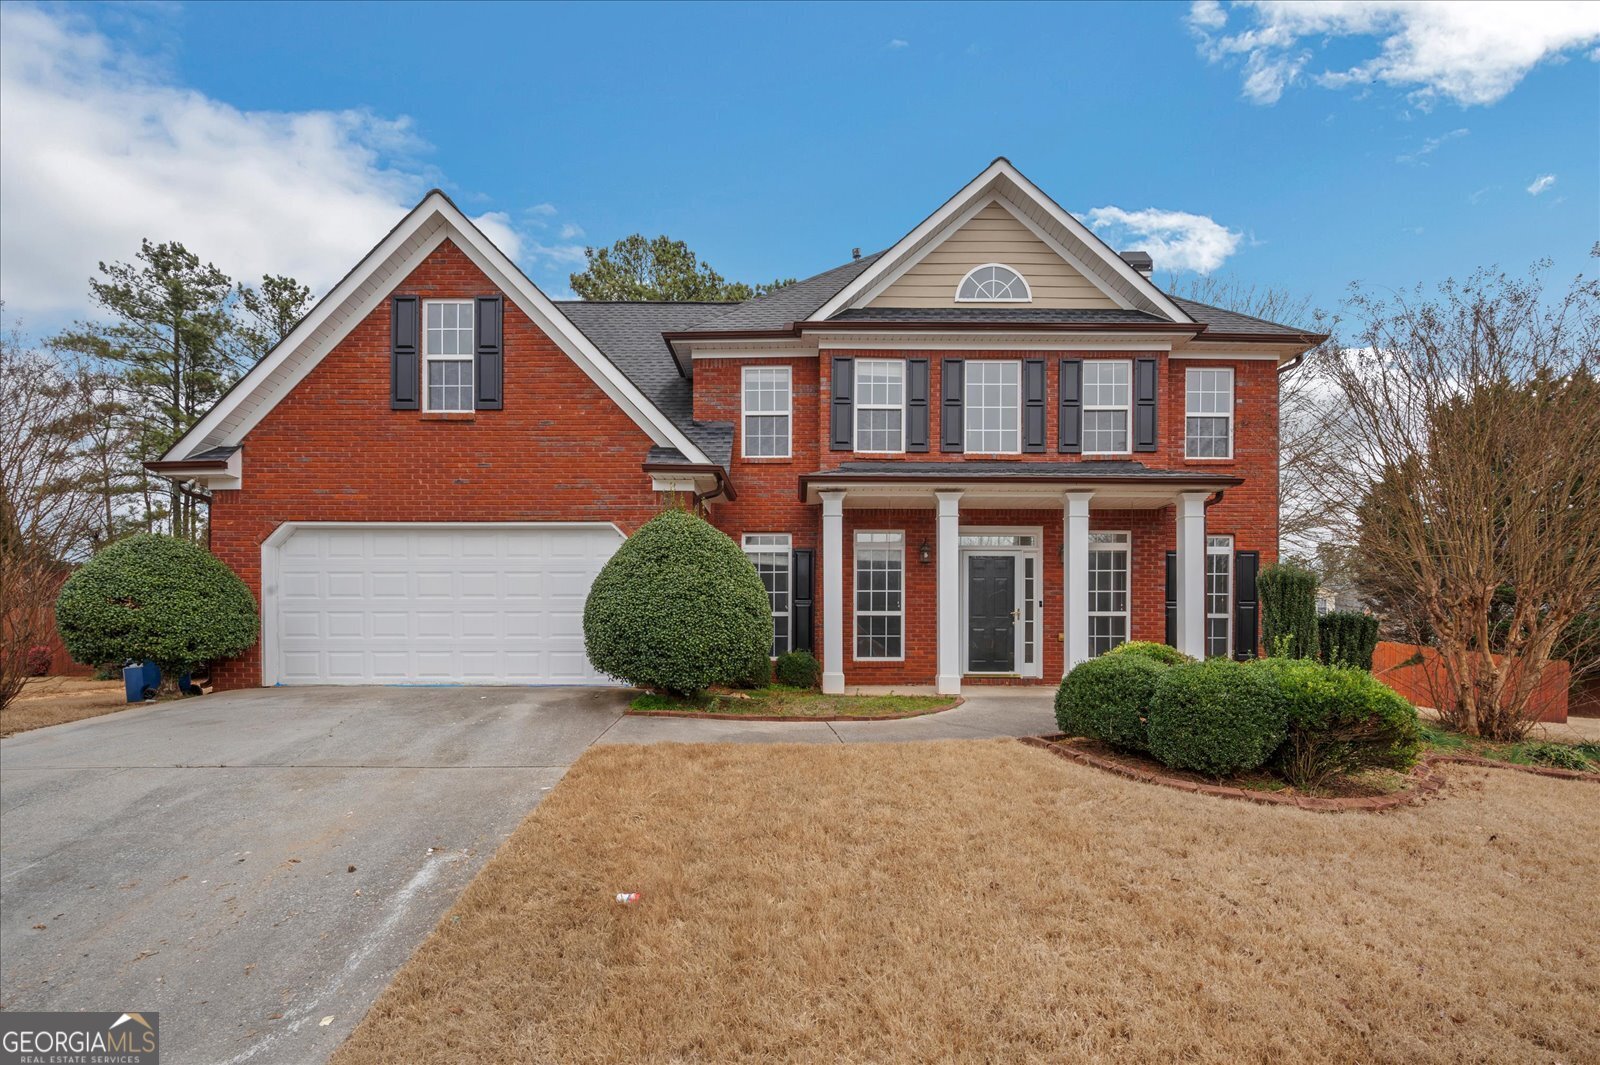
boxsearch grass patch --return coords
[1421,722,1596,772]
[334,741,1599,1065]
[0,678,139,738]
[629,685,953,719]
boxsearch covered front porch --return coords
[800,462,1243,695]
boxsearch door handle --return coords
[1011,608,1021,621]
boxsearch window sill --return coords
[741,456,794,464]
[420,412,477,422]
[1181,455,1235,464]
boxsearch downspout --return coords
[693,469,732,509]
[1278,352,1305,377]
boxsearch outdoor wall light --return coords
[919,539,932,564]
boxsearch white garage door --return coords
[266,524,623,685]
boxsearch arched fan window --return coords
[955,263,1032,302]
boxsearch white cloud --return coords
[1189,1,1600,106]
[0,5,572,325]
[1082,206,1243,275]
[1395,126,1468,164]
[1526,173,1558,195]
[559,222,586,240]
[888,38,910,49]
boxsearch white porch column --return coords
[935,490,964,695]
[820,490,846,694]
[1175,490,1209,660]
[1063,490,1094,673]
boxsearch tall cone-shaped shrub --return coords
[583,508,772,695]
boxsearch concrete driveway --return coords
[0,684,1053,1064]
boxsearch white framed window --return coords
[1185,368,1234,458]
[743,534,792,656]
[1082,360,1131,455]
[1206,535,1233,659]
[742,366,792,458]
[1087,531,1130,657]
[424,300,475,412]
[854,531,904,660]
[956,263,1032,302]
[855,359,905,453]
[964,360,1021,454]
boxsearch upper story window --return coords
[742,366,792,458]
[424,300,475,412]
[855,359,905,453]
[1185,367,1234,459]
[956,263,1032,302]
[1082,360,1131,455]
[965,360,1021,453]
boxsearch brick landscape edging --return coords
[626,696,964,723]
[1021,736,1596,810]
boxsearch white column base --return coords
[936,674,962,696]
[822,672,845,695]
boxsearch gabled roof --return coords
[684,252,885,332]
[810,158,1195,324]
[161,190,714,466]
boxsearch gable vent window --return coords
[956,263,1031,302]
[424,300,475,412]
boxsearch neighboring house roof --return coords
[159,190,715,469]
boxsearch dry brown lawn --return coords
[334,740,1600,1065]
[0,677,133,738]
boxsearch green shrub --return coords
[729,648,772,690]
[1318,611,1380,671]
[1055,654,1166,751]
[1516,741,1591,772]
[1261,660,1420,790]
[1146,658,1287,778]
[583,509,772,696]
[1259,563,1319,660]
[775,650,821,689]
[1104,641,1194,667]
[55,534,258,693]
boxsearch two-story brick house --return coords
[151,159,1322,695]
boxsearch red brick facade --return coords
[202,237,1283,691]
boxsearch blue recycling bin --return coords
[121,661,196,701]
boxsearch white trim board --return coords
[812,160,1192,324]
[163,192,711,466]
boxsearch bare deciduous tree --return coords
[0,318,105,709]
[1324,262,1600,739]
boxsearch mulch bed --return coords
[627,697,963,723]
[1020,734,1592,813]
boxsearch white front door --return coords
[264,523,624,685]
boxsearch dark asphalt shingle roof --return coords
[1167,296,1319,338]
[683,252,886,331]
[553,300,734,470]
[187,445,241,461]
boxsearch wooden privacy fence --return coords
[1372,641,1568,724]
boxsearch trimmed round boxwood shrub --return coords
[583,509,772,696]
[1055,653,1166,752]
[775,650,821,689]
[1260,660,1420,790]
[1104,641,1194,667]
[55,533,258,695]
[1146,658,1287,778]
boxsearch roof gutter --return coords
[641,461,737,503]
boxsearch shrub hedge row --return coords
[1054,645,1421,786]
[1259,563,1319,660]
[1318,611,1380,671]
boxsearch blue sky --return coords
[2,1,1596,339]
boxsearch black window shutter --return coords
[1164,550,1178,647]
[830,357,854,451]
[941,358,964,452]
[390,296,419,410]
[1023,357,1047,452]
[792,549,814,653]
[1234,550,1260,660]
[906,358,930,453]
[1059,358,1082,453]
[474,296,503,411]
[1133,356,1158,452]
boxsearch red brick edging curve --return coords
[1020,735,1596,812]
[626,696,964,723]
